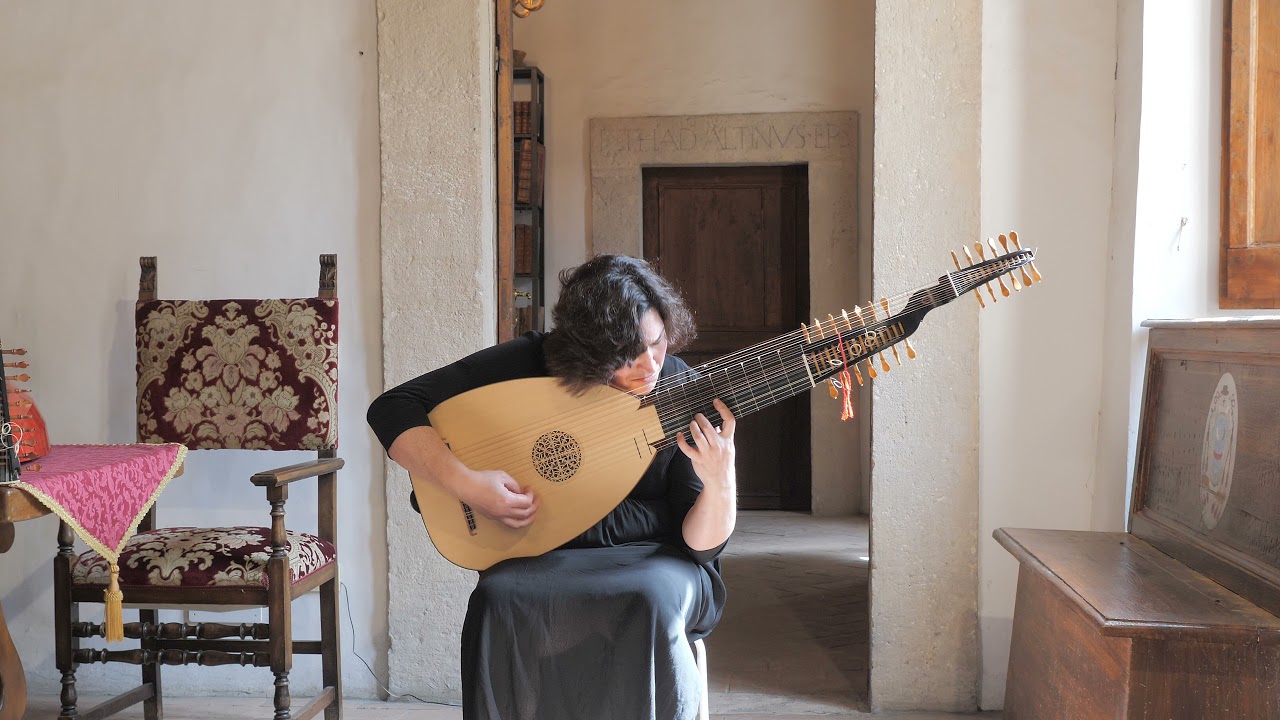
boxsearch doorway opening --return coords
[642,164,811,511]
[641,163,869,711]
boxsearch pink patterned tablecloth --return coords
[16,444,186,560]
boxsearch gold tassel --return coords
[104,562,124,643]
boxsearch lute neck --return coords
[639,244,1035,447]
[642,279,956,448]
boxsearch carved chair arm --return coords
[250,457,345,488]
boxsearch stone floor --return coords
[24,696,997,719]
[27,512,1000,719]
[707,511,871,714]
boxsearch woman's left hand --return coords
[676,398,737,487]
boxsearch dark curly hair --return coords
[543,254,696,394]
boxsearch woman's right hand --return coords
[458,469,539,529]
[389,426,538,529]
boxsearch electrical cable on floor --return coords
[341,580,455,707]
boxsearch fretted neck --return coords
[646,339,817,448]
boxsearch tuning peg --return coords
[1009,231,1042,282]
[5,374,29,383]
[988,237,1019,291]
[864,359,877,379]
[904,338,917,359]
[974,242,1006,299]
[0,348,26,356]
[827,379,840,398]
[879,298,903,365]
[999,234,1033,287]
[963,246,996,304]
[851,363,865,385]
[841,309,853,333]
[953,251,985,308]
[828,312,855,365]
[801,321,812,343]
[3,362,27,369]
[853,305,866,328]
[813,318,826,339]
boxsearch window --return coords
[1222,0,1280,308]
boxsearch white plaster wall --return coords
[871,2,983,711]
[1124,0,1273,523]
[0,1,385,699]
[376,0,496,704]
[1133,0,1269,323]
[512,0,873,306]
[977,0,1126,708]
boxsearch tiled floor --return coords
[27,512,999,719]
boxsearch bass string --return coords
[449,281,939,461]
[455,361,810,472]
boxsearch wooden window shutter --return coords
[1223,0,1280,308]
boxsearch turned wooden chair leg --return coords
[54,521,79,720]
[140,608,162,720]
[268,491,292,720]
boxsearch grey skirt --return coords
[461,542,725,720]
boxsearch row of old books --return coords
[515,101,534,136]
[515,223,534,275]
[515,138,545,207]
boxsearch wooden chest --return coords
[996,318,1280,719]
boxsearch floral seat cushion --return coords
[72,526,336,589]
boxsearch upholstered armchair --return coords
[53,255,344,720]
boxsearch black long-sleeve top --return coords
[366,331,727,565]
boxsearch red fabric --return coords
[136,298,338,451]
[17,444,185,555]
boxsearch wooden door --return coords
[643,165,810,510]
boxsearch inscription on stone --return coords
[603,123,851,154]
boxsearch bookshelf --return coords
[512,65,546,337]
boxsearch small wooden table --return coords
[0,446,185,720]
[0,483,53,720]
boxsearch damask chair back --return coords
[135,296,339,451]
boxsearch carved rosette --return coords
[530,430,581,482]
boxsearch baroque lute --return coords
[415,235,1041,570]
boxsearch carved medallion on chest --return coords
[1199,373,1238,530]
